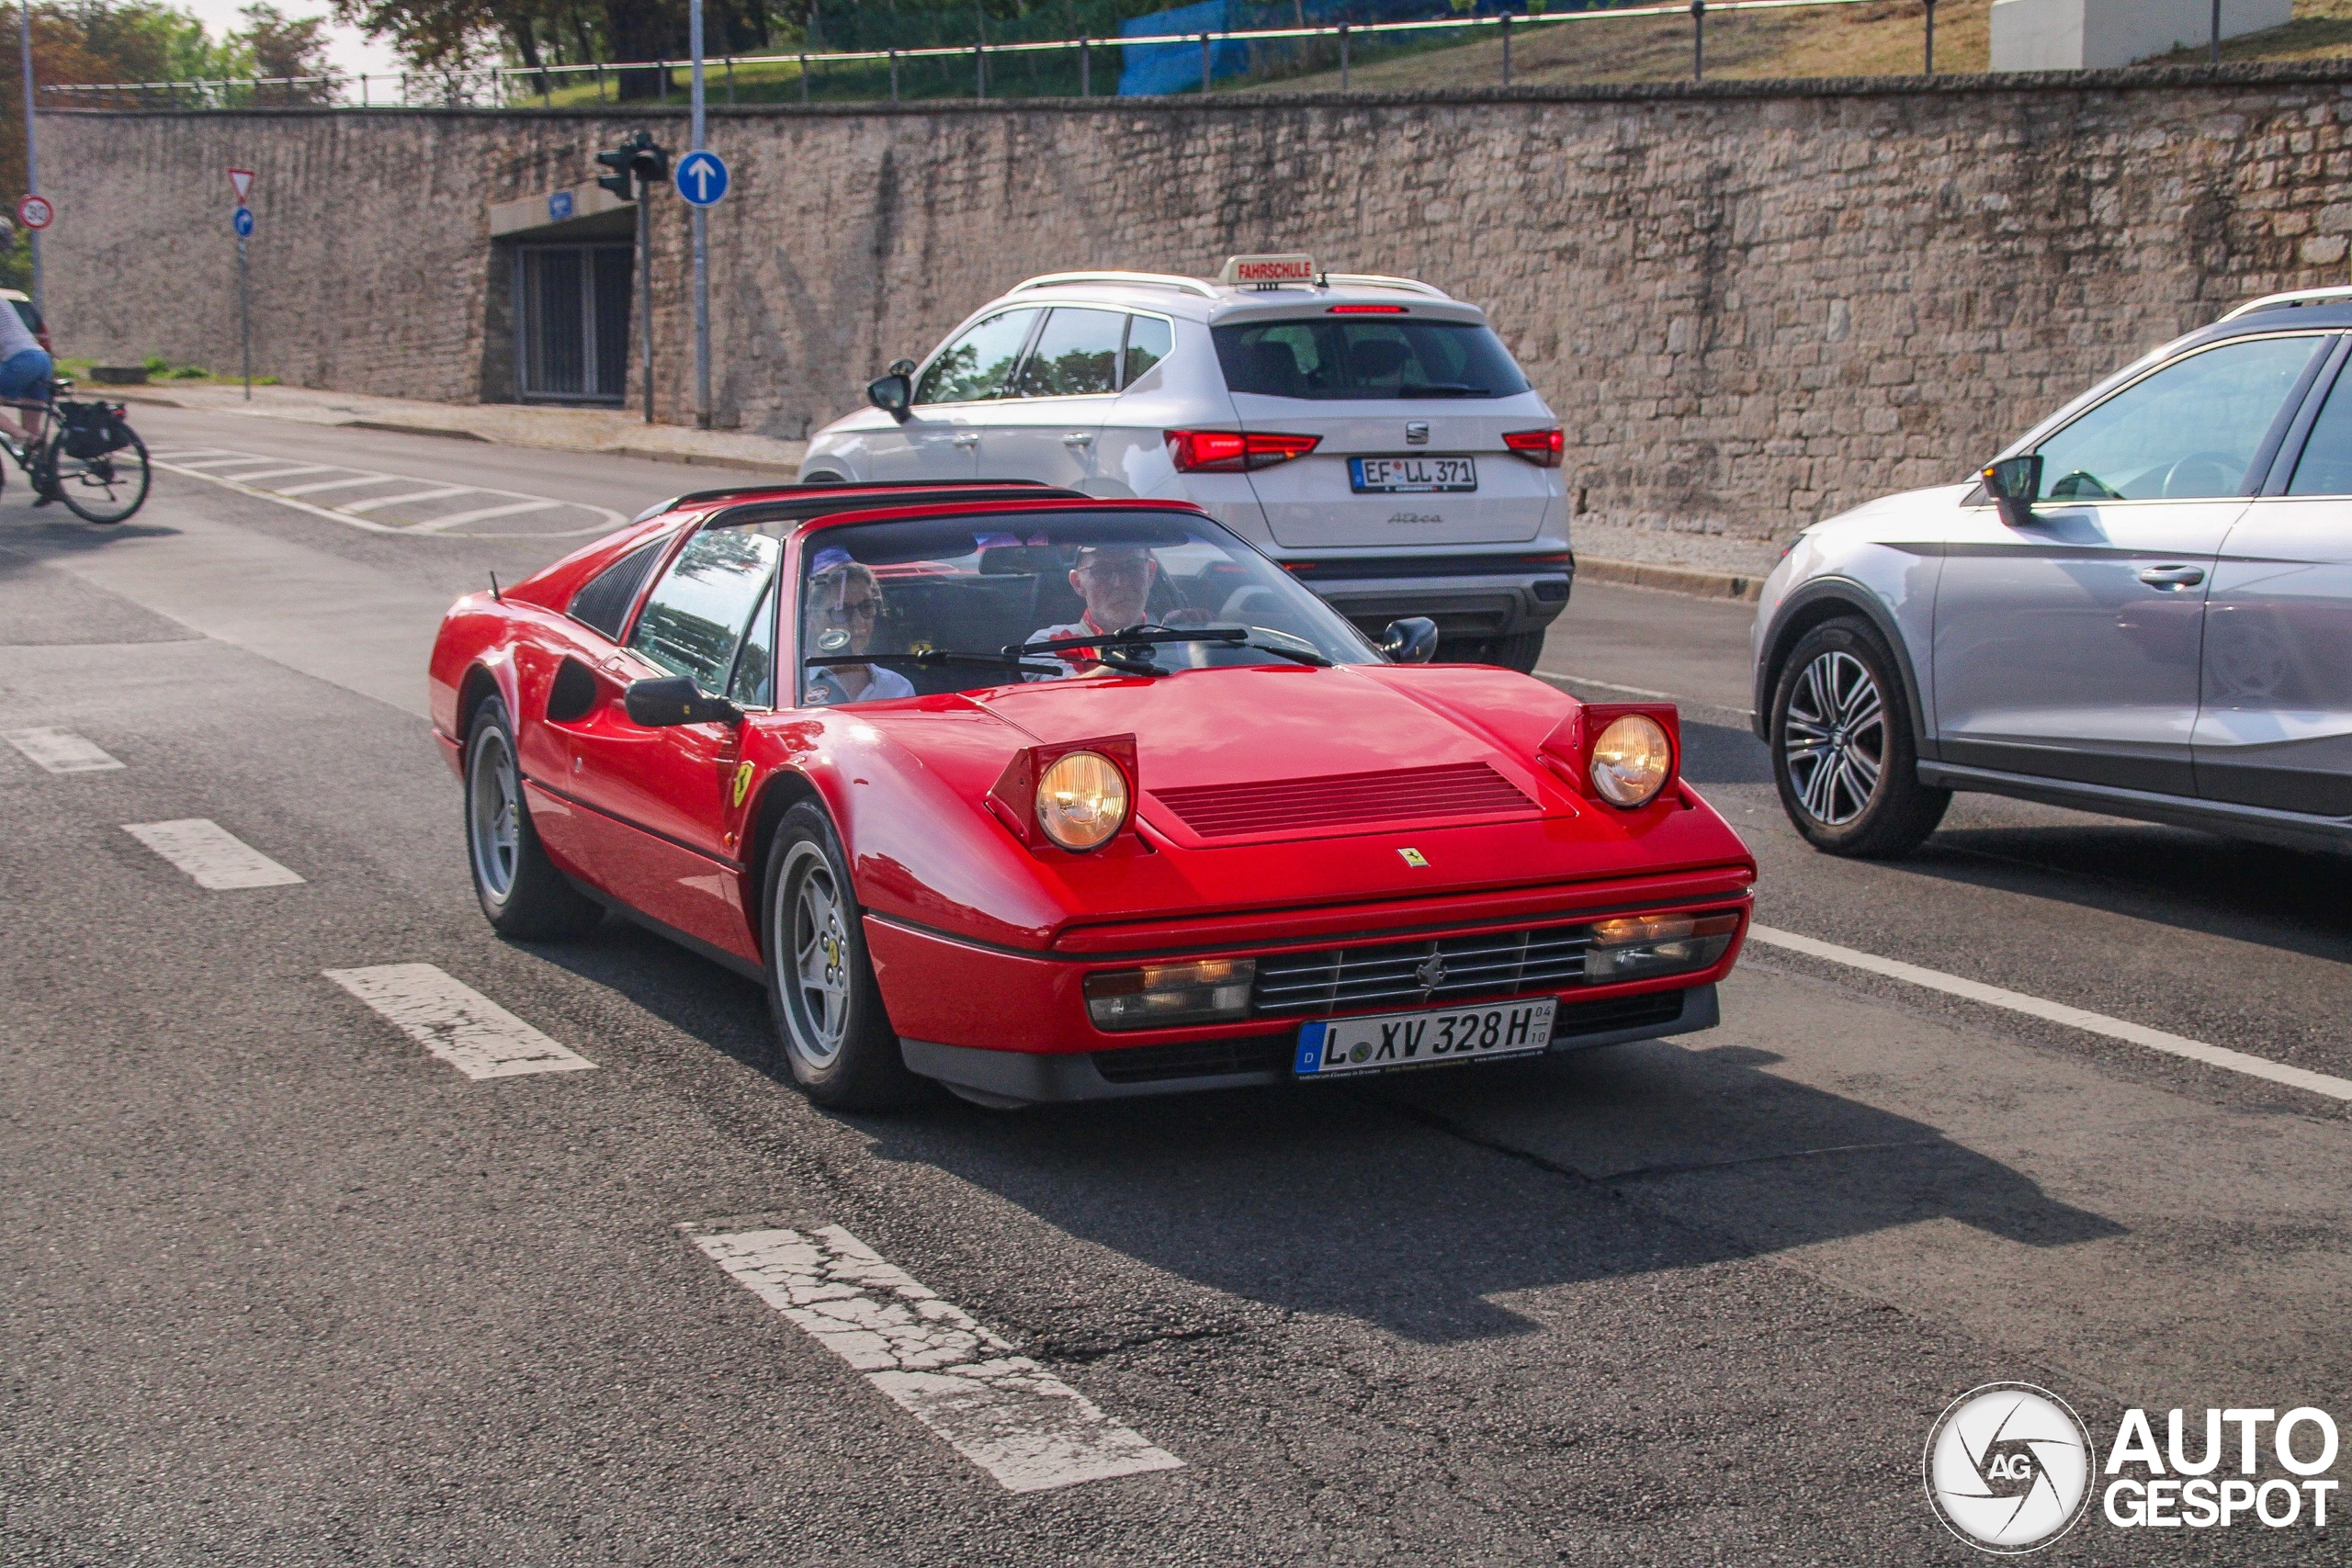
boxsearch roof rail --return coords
[1012,270,1219,300]
[2220,286,2352,321]
[1322,273,1453,300]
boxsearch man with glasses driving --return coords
[1023,543,1164,679]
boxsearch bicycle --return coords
[0,377,151,525]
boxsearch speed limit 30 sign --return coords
[16,194,52,230]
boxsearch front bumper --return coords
[901,984,1718,1103]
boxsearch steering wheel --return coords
[2160,450,2240,499]
[1218,583,1283,621]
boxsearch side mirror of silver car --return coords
[1381,616,1440,664]
[1980,454,2043,530]
[867,372,913,424]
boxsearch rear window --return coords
[567,535,670,640]
[1213,317,1530,400]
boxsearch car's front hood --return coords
[836,665,1754,950]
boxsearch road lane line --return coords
[1747,924,2352,1101]
[687,1224,1183,1494]
[405,499,560,532]
[323,963,596,1079]
[339,486,476,513]
[123,818,304,889]
[272,474,407,496]
[169,456,288,471]
[1533,669,1757,718]
[220,464,335,483]
[5,728,123,773]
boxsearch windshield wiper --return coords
[1399,383,1489,398]
[1009,627,1249,659]
[807,650,1059,671]
[1245,642,1331,667]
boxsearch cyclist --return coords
[0,290,51,444]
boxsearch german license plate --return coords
[1350,456,1477,493]
[1293,997,1557,1077]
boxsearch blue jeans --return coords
[0,347,51,401]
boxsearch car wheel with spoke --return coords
[763,801,922,1110]
[1770,618,1949,858]
[465,696,605,937]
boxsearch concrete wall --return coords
[40,62,2352,546]
[1989,0,2292,73]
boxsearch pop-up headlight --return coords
[1584,912,1740,984]
[1084,960,1256,1031]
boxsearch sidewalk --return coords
[106,380,808,479]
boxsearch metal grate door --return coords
[515,245,631,404]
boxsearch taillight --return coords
[1503,427,1565,468]
[1327,303,1407,314]
[1165,429,1322,472]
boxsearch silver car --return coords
[800,258,1572,670]
[1754,285,2352,857]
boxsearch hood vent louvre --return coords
[1150,761,1533,840]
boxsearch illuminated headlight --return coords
[1085,959,1256,1031]
[1036,750,1129,851]
[1589,714,1673,807]
[1584,912,1740,984]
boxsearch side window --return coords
[627,527,784,693]
[2287,358,2352,495]
[1012,308,1124,397]
[2032,335,2326,502]
[914,309,1039,406]
[1121,315,1173,388]
[729,574,778,709]
[568,535,669,641]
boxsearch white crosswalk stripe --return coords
[688,1223,1183,1495]
[324,963,596,1079]
[153,446,626,537]
[340,486,475,513]
[5,728,123,773]
[124,818,304,889]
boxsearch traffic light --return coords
[594,130,671,203]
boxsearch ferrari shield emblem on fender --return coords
[1397,847,1429,868]
[731,761,754,807]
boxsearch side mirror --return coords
[888,357,917,378]
[1980,454,2043,529]
[623,675,741,728]
[867,372,913,423]
[1381,616,1440,664]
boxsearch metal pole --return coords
[888,48,899,104]
[2211,0,2221,64]
[1691,0,1704,82]
[692,0,710,431]
[596,63,605,103]
[1079,37,1088,97]
[238,229,251,400]
[976,41,985,99]
[19,0,40,319]
[638,174,653,424]
[1339,24,1349,91]
[726,55,734,106]
[1924,0,1934,74]
[1500,12,1510,87]
[1200,33,1210,96]
[359,73,366,107]
[798,52,808,104]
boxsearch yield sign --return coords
[228,167,255,203]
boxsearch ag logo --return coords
[1924,1383,2093,1553]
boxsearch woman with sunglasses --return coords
[801,559,916,706]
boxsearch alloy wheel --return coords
[1782,649,1886,826]
[781,847,852,1069]
[467,728,520,902]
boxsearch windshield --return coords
[788,509,1381,705]
[1213,317,1531,400]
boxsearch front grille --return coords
[1254,923,1596,1018]
[1151,761,1533,840]
[1092,1033,1294,1084]
[1549,988,1686,1040]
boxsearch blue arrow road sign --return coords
[232,206,254,237]
[674,151,729,209]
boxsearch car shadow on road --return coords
[846,1032,2125,1347]
[1677,718,1771,786]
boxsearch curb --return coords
[603,446,801,479]
[1577,555,1765,603]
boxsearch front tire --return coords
[465,697,604,938]
[763,802,922,1110]
[1770,618,1950,858]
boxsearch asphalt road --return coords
[6,409,2348,1564]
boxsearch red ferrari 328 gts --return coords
[428,482,1756,1109]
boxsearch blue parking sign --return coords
[674,151,729,209]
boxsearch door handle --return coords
[2137,564,2206,589]
[1062,433,1094,446]
[952,431,980,447]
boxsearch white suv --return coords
[799,257,1572,670]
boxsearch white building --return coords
[1989,0,2292,72]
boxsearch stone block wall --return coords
[39,62,2352,545]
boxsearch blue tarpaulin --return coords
[1118,0,1516,96]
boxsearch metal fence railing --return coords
[37,0,1955,111]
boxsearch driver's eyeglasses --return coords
[1077,558,1152,582]
[828,597,881,620]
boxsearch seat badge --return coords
[1397,847,1429,868]
[1406,421,1430,446]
